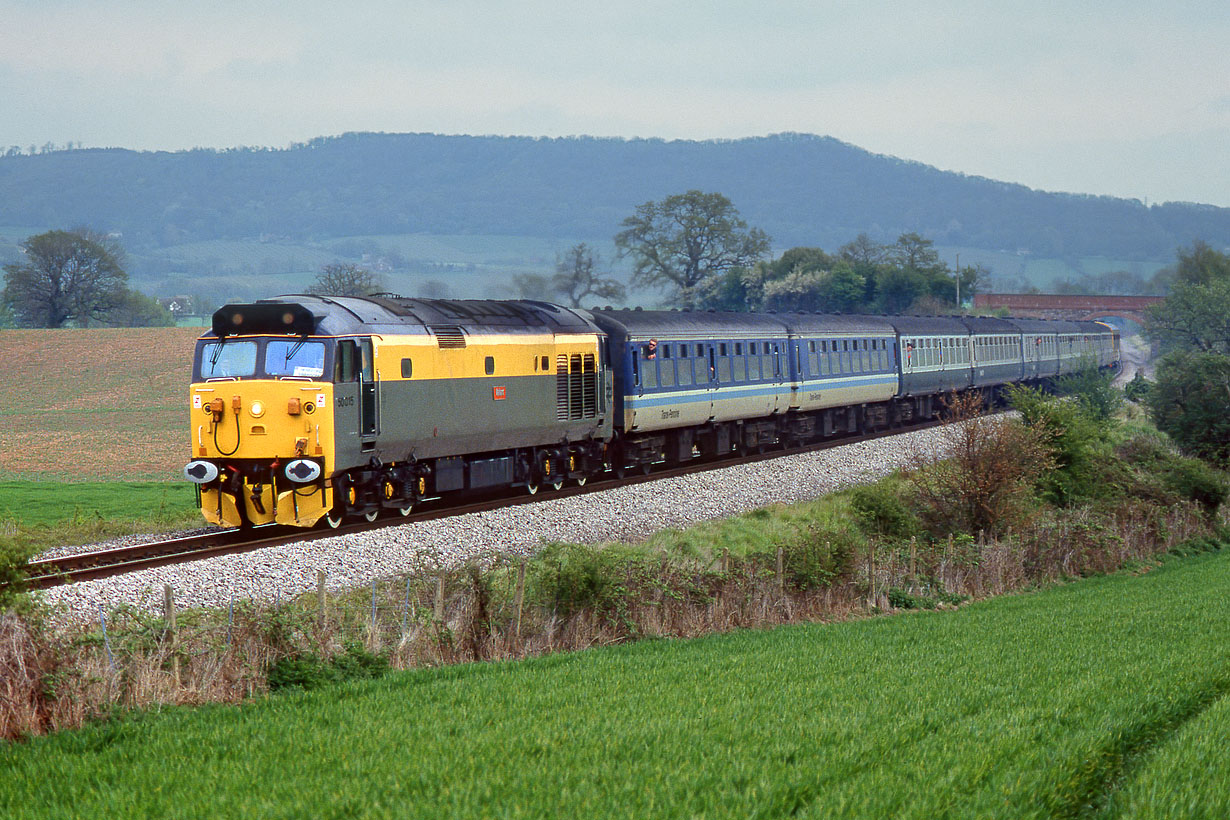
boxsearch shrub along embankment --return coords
[2,384,1228,741]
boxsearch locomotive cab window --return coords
[198,341,257,379]
[265,340,326,379]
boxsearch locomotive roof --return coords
[207,295,600,338]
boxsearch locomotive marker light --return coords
[184,460,219,483]
[285,459,322,483]
[249,400,265,418]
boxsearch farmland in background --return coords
[3,548,1228,818]
[0,327,200,481]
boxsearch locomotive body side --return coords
[188,296,610,527]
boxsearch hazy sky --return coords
[3,0,1228,206]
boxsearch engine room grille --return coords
[556,353,598,421]
[429,326,466,348]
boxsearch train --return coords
[184,296,1120,528]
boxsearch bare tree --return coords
[307,263,382,297]
[551,243,625,307]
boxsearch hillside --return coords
[2,133,1227,265]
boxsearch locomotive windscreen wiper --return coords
[284,338,305,364]
[209,338,226,368]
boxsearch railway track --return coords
[20,417,953,590]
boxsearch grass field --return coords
[0,481,199,528]
[3,549,1228,819]
[0,327,199,481]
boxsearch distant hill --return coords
[1,132,1228,262]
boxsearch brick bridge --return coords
[971,294,1160,325]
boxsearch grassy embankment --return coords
[0,328,203,551]
[2,547,1229,819]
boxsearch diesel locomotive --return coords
[184,295,1119,528]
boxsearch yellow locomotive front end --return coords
[184,304,336,528]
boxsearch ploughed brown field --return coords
[0,327,203,480]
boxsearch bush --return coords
[847,480,919,538]
[1053,364,1122,422]
[529,542,643,621]
[780,527,853,591]
[908,392,1055,536]
[267,641,388,693]
[0,538,36,612]
[1008,384,1110,505]
[1123,372,1151,404]
[1147,351,1230,466]
[1161,458,1229,515]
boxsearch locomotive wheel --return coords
[324,510,344,529]
[575,475,588,487]
[526,482,539,495]
[362,509,379,523]
[397,502,414,517]
[549,476,564,491]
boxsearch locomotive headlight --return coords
[249,400,265,418]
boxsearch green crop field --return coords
[3,550,1229,819]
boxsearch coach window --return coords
[748,346,761,380]
[485,356,495,375]
[662,344,672,359]
[659,356,675,387]
[401,358,412,378]
[678,352,693,386]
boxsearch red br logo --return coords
[493,386,506,400]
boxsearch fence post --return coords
[402,577,411,637]
[909,537,917,590]
[369,578,379,648]
[98,603,116,700]
[317,570,327,631]
[775,546,784,595]
[435,574,446,623]
[163,584,180,687]
[513,559,527,641]
[867,545,876,608]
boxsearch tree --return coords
[104,289,175,327]
[891,232,943,273]
[2,229,127,327]
[307,262,383,297]
[1145,242,1230,353]
[614,190,770,308]
[838,233,889,266]
[1146,351,1230,466]
[551,243,625,307]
